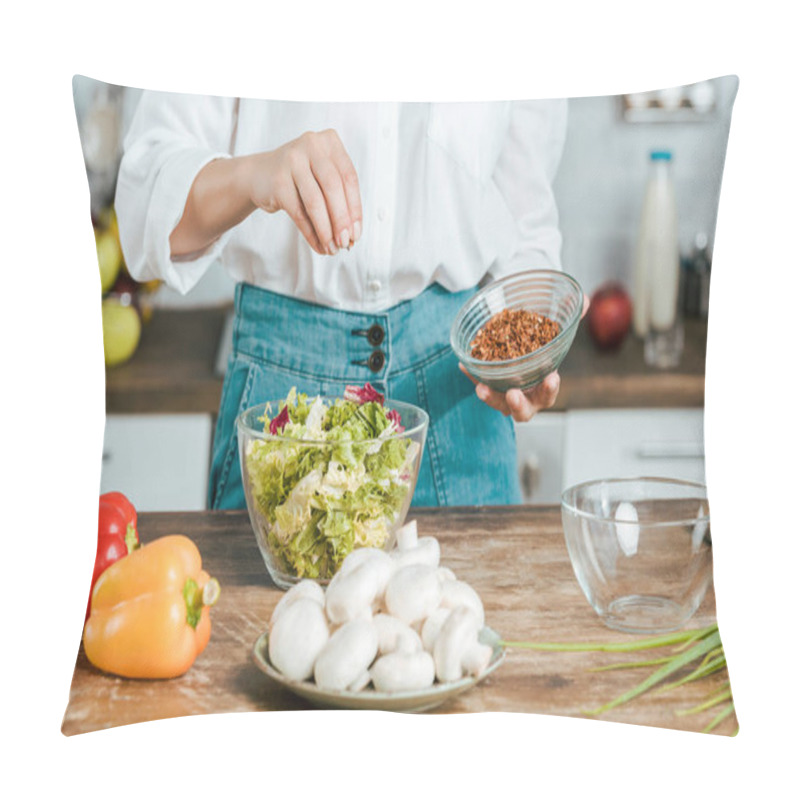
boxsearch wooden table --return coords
[62,507,734,736]
[104,307,707,414]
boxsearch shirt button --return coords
[377,207,386,222]
[368,350,386,373]
[366,323,385,346]
[368,279,382,294]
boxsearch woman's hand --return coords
[463,293,590,423]
[248,130,363,256]
[170,129,362,259]
[460,365,561,422]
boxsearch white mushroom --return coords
[420,607,452,653]
[394,520,419,550]
[437,566,457,583]
[339,546,394,582]
[370,650,436,693]
[348,670,372,692]
[269,579,325,631]
[334,547,396,611]
[373,613,423,655]
[384,564,443,626]
[338,546,380,574]
[433,607,492,683]
[390,537,441,570]
[314,618,379,691]
[326,603,374,633]
[265,524,495,694]
[325,561,382,625]
[268,597,330,681]
[462,642,494,676]
[439,580,486,628]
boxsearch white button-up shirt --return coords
[116,95,567,312]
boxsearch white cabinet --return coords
[515,408,706,504]
[101,414,213,511]
[515,413,567,505]
[101,409,705,511]
[563,408,705,488]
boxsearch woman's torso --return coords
[225,100,520,310]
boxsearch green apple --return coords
[96,228,122,293]
[102,297,141,367]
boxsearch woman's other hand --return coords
[248,129,362,256]
[460,365,561,422]
[463,292,590,423]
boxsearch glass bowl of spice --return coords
[451,269,584,393]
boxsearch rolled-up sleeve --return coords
[115,91,237,295]
[490,99,568,278]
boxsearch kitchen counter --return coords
[104,306,707,414]
[557,320,706,409]
[105,306,230,415]
[62,507,734,736]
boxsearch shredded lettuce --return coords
[245,386,419,580]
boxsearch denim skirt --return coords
[208,282,522,510]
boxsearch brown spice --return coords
[470,308,560,361]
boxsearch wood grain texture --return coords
[103,308,707,415]
[62,507,735,736]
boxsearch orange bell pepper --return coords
[83,534,221,679]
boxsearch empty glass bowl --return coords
[561,477,713,634]
[237,397,428,589]
[450,269,584,393]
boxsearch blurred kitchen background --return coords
[76,76,738,510]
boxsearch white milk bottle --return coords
[633,150,683,367]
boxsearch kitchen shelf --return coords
[104,306,707,414]
[555,320,707,409]
[105,305,230,414]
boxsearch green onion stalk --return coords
[499,623,737,735]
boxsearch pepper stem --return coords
[203,578,221,607]
[125,523,139,553]
[183,577,221,628]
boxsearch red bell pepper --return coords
[85,492,140,620]
[100,490,138,531]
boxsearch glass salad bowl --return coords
[561,477,713,634]
[237,389,428,589]
[450,269,584,393]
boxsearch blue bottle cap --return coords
[650,150,672,160]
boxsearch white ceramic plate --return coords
[252,626,505,713]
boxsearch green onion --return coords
[590,655,675,672]
[499,623,736,735]
[703,702,737,734]
[675,686,733,716]
[500,624,717,653]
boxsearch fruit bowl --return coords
[237,392,428,589]
[450,269,584,394]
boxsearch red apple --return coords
[110,270,139,299]
[587,282,633,350]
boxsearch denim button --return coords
[368,350,385,372]
[367,324,385,346]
